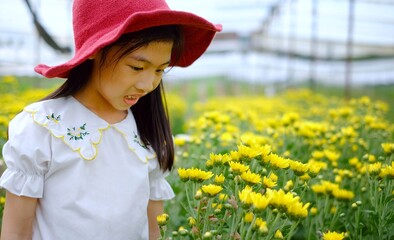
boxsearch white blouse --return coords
[0,96,175,240]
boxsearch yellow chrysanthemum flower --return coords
[237,144,263,160]
[300,173,311,181]
[214,174,226,184]
[322,231,346,240]
[244,212,254,223]
[312,150,324,159]
[174,137,186,146]
[194,190,203,200]
[288,160,309,176]
[239,185,254,206]
[212,203,222,210]
[201,184,223,197]
[257,220,268,233]
[332,188,355,201]
[219,193,228,201]
[267,154,289,169]
[177,168,189,181]
[381,142,394,154]
[324,149,341,162]
[251,192,270,211]
[187,217,196,226]
[307,163,321,177]
[241,170,262,185]
[177,168,213,182]
[268,172,278,182]
[341,126,357,138]
[157,213,169,226]
[229,161,249,174]
[310,207,318,215]
[287,201,310,219]
[363,154,376,163]
[367,162,382,175]
[274,229,284,239]
[263,176,277,189]
[379,164,394,179]
[208,153,231,167]
[284,180,294,192]
[178,226,188,235]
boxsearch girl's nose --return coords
[135,73,158,93]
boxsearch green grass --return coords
[9,76,64,91]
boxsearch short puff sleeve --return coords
[148,159,175,200]
[0,111,51,198]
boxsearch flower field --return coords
[0,76,393,239]
[165,91,394,239]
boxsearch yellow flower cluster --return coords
[311,180,354,201]
[177,168,213,182]
[266,189,310,219]
[322,231,346,240]
[157,213,169,226]
[201,184,223,197]
[206,153,231,167]
[381,142,394,155]
[239,186,269,211]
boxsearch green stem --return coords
[230,207,243,237]
[307,216,315,240]
[355,205,361,239]
[185,181,196,219]
[245,217,257,239]
[329,200,339,229]
[286,219,300,240]
[202,198,213,233]
[268,212,282,238]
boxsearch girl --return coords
[0,0,221,239]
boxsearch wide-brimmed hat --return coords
[35,0,222,78]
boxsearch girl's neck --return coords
[73,90,127,125]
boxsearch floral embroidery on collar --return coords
[132,131,148,149]
[24,97,155,162]
[112,126,155,162]
[67,123,89,141]
[46,113,61,123]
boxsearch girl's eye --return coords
[157,68,170,74]
[131,66,143,71]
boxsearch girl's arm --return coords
[1,191,37,240]
[147,200,164,240]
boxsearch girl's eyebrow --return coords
[129,55,171,66]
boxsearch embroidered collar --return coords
[24,96,156,162]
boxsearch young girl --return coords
[0,0,221,239]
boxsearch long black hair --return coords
[43,25,184,171]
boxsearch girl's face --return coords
[87,41,173,114]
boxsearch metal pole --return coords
[286,0,297,87]
[345,0,355,100]
[310,0,318,90]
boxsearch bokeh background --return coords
[0,0,394,238]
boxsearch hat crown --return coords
[72,0,170,50]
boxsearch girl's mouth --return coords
[124,95,139,106]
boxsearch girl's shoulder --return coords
[24,97,71,114]
[9,97,70,130]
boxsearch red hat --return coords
[34,0,222,78]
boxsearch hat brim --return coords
[34,10,222,78]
